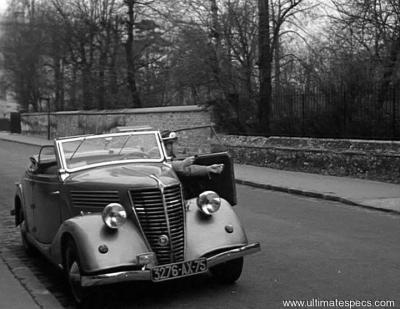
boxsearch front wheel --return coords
[64,240,92,307]
[210,257,244,284]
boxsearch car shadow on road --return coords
[10,244,240,309]
[93,274,237,309]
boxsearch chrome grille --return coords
[70,191,119,210]
[130,185,185,265]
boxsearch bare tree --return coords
[258,0,309,133]
[124,0,142,108]
[331,0,400,91]
[1,0,322,136]
[1,0,50,111]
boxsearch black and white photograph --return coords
[0,0,399,308]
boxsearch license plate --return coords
[151,258,208,282]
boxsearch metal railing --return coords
[268,86,400,140]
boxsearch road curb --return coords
[235,179,400,215]
[0,135,50,147]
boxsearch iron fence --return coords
[270,86,400,140]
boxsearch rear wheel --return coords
[210,257,243,284]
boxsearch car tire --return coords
[210,257,244,284]
[64,240,93,308]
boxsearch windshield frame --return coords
[55,131,167,173]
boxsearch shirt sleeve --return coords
[171,161,209,177]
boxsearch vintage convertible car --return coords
[12,129,260,305]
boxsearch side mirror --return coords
[30,156,37,165]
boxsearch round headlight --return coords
[197,191,221,215]
[102,203,127,229]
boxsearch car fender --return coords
[14,183,24,226]
[185,198,248,260]
[51,214,149,274]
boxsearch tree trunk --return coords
[82,65,92,110]
[98,51,107,110]
[209,0,224,98]
[124,0,142,108]
[70,66,77,110]
[274,36,281,91]
[258,0,272,135]
[210,0,243,129]
[110,18,120,108]
[54,57,65,111]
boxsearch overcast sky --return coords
[0,0,8,15]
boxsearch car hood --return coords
[65,162,179,189]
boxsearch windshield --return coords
[58,132,164,171]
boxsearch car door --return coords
[30,146,62,244]
[179,152,237,206]
[22,169,35,231]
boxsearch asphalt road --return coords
[0,140,399,309]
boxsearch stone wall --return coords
[21,106,214,156]
[20,108,400,183]
[212,135,400,183]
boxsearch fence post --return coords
[302,93,305,136]
[393,86,397,139]
[343,89,347,138]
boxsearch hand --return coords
[181,156,195,168]
[207,164,224,174]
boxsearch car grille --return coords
[130,185,185,265]
[70,191,120,210]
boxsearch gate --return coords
[10,112,21,133]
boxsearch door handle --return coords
[50,191,60,195]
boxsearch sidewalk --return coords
[0,132,63,309]
[0,132,52,147]
[1,131,400,214]
[0,250,63,309]
[0,256,40,309]
[235,165,400,214]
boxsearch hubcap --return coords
[69,261,82,301]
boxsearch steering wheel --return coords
[145,146,161,158]
[121,151,150,160]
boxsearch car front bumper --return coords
[81,242,261,287]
